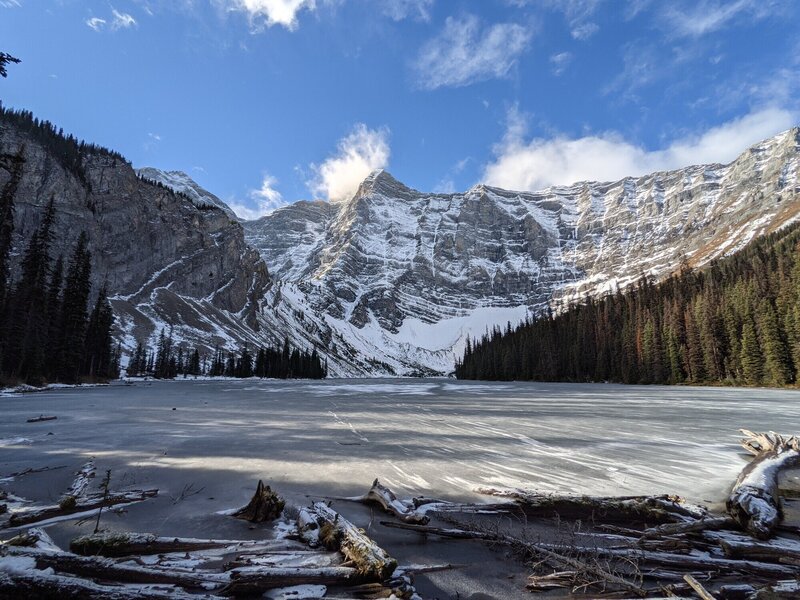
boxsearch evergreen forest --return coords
[456,220,800,387]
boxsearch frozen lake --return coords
[3,378,800,504]
[3,379,800,598]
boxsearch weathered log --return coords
[640,516,735,540]
[727,429,800,540]
[298,502,397,580]
[69,531,277,558]
[232,480,284,523]
[717,536,800,563]
[683,574,716,600]
[4,546,227,589]
[476,487,705,523]
[361,479,430,524]
[9,488,158,527]
[0,569,224,600]
[380,521,797,579]
[222,566,358,596]
[357,479,429,524]
[63,460,96,500]
[26,415,57,423]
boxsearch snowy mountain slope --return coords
[137,167,239,221]
[246,128,800,376]
[0,119,269,363]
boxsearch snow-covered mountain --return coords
[244,127,800,376]
[137,167,239,221]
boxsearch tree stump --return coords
[232,480,285,523]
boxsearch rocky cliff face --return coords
[0,117,269,356]
[246,128,800,376]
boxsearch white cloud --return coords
[218,0,317,31]
[0,0,21,8]
[230,173,286,219]
[482,106,796,192]
[549,51,572,75]
[86,17,107,31]
[308,124,391,202]
[111,9,137,29]
[570,21,598,39]
[663,0,789,38]
[413,14,532,90]
[382,0,433,21]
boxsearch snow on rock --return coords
[136,167,239,221]
[246,128,800,376]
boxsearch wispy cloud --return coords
[550,51,572,76]
[86,17,107,31]
[0,0,21,8]
[482,105,796,192]
[111,9,137,29]
[413,14,533,90]
[382,0,433,22]
[662,0,789,38]
[230,173,286,219]
[86,8,137,32]
[308,124,391,202]
[509,0,603,40]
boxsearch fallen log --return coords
[4,546,227,589]
[380,521,797,579]
[70,531,272,558]
[476,488,705,523]
[222,566,358,596]
[0,569,223,600]
[357,479,429,524]
[26,415,57,423]
[717,535,800,563]
[9,488,158,527]
[727,429,800,540]
[298,502,397,580]
[639,516,735,540]
[63,460,96,500]
[232,480,284,523]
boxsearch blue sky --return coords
[1,0,799,218]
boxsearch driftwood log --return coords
[222,566,358,596]
[298,502,397,580]
[357,478,430,524]
[477,488,706,523]
[69,532,274,558]
[9,489,158,527]
[727,429,800,539]
[232,480,285,523]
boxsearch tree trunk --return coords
[298,502,397,580]
[726,430,800,539]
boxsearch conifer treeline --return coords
[0,103,126,187]
[0,157,118,385]
[457,221,800,387]
[126,330,327,380]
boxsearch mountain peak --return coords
[352,169,417,200]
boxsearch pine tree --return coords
[740,317,763,386]
[83,285,114,379]
[58,232,92,383]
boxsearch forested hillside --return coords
[456,221,800,386]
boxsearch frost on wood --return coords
[298,502,397,580]
[726,429,800,539]
[356,478,430,524]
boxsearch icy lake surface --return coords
[2,378,800,503]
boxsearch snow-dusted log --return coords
[726,429,800,540]
[8,488,158,527]
[222,566,358,596]
[4,546,227,589]
[477,488,706,523]
[381,521,797,579]
[62,460,96,501]
[298,502,397,580]
[70,531,271,558]
[232,480,285,523]
[357,479,429,524]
